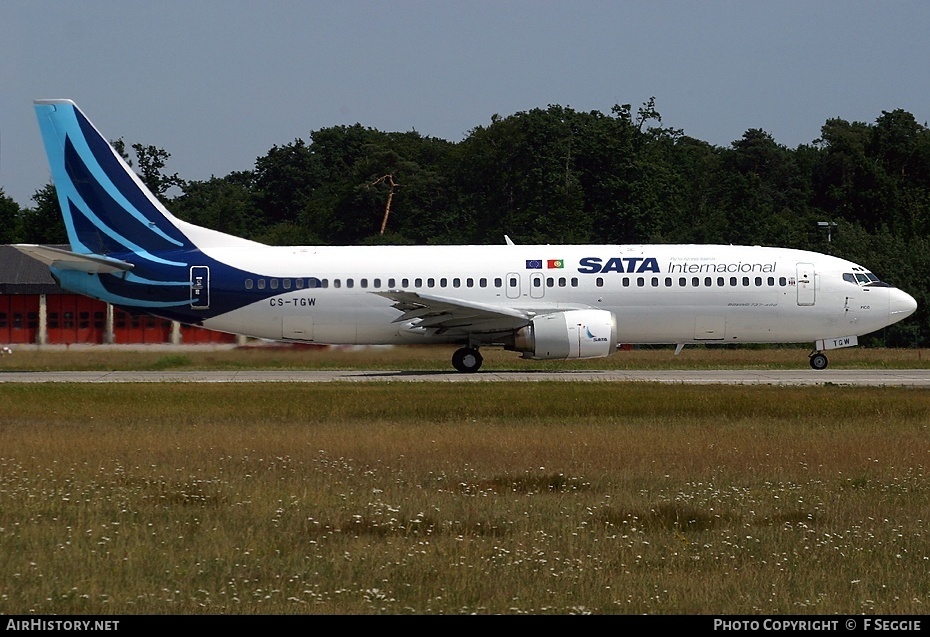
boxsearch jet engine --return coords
[507,309,618,360]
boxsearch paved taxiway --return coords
[2,369,930,386]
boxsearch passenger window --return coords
[428,278,435,288]
[245,279,253,290]
[467,278,474,287]
[692,277,699,287]
[679,277,686,287]
[270,279,279,290]
[296,279,304,289]
[360,279,368,288]
[453,278,460,288]
[373,278,381,288]
[704,277,712,286]
[440,278,447,287]
[495,278,502,287]
[651,277,659,287]
[346,279,354,289]
[257,279,266,290]
[779,277,787,286]
[334,279,341,288]
[415,278,422,287]
[637,277,645,287]
[547,277,554,287]
[755,277,762,286]
[559,277,567,287]
[283,279,292,290]
[730,277,737,286]
[480,278,488,287]
[596,277,604,288]
[622,277,630,287]
[742,277,750,286]
[767,277,775,286]
[571,278,578,287]
[717,277,724,286]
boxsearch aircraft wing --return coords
[373,290,533,334]
[13,244,134,275]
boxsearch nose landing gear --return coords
[809,351,828,370]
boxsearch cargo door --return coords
[694,315,726,340]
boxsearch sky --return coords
[2,1,929,208]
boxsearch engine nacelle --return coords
[508,309,619,360]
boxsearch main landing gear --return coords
[809,351,828,370]
[452,347,483,373]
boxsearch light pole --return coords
[817,221,837,243]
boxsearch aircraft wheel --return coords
[809,352,828,370]
[452,347,483,373]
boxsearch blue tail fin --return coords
[29,100,261,315]
[34,99,196,256]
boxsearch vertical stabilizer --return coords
[33,99,259,255]
[34,99,193,256]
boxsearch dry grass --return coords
[1,382,929,614]
[1,343,928,372]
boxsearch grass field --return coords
[1,342,929,372]
[1,375,929,614]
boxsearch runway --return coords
[2,369,930,386]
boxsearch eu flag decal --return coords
[526,259,543,269]
[547,259,564,269]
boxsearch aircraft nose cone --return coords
[889,288,918,320]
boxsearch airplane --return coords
[15,99,918,372]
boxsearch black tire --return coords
[809,353,828,370]
[452,347,483,373]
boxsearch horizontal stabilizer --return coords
[12,244,134,275]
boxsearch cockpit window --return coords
[844,271,890,287]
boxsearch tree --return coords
[452,106,588,244]
[253,137,321,229]
[171,172,263,240]
[711,129,813,246]
[0,189,20,243]
[111,138,185,201]
[17,183,68,244]
[132,143,185,199]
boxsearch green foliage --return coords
[131,142,185,198]
[171,172,263,239]
[17,183,68,244]
[111,138,185,201]
[0,189,20,243]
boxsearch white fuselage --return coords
[194,243,914,347]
